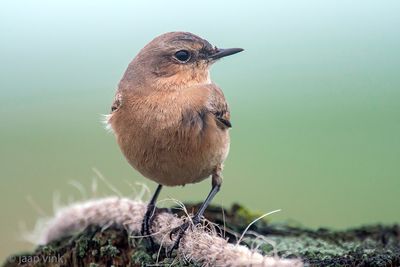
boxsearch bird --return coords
[106,31,243,250]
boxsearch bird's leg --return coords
[141,184,163,247]
[168,169,222,256]
[191,176,222,225]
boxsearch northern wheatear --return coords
[106,31,243,250]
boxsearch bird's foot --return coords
[141,205,157,250]
[167,216,201,257]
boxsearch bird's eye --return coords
[174,50,191,63]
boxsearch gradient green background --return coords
[1,0,399,260]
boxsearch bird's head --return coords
[120,32,243,91]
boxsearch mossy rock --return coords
[2,203,400,267]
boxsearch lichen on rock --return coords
[2,202,399,267]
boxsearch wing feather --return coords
[206,84,231,129]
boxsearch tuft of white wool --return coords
[101,114,113,133]
[37,197,302,267]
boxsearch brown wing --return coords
[180,83,231,131]
[207,84,232,129]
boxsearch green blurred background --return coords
[1,0,399,260]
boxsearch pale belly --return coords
[111,112,230,186]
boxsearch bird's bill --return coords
[208,48,244,60]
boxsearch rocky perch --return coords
[2,200,400,267]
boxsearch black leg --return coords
[168,173,222,256]
[141,184,163,246]
[191,183,221,224]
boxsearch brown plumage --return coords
[106,31,243,249]
[110,83,230,186]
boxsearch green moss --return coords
[131,249,153,265]
[40,245,56,256]
[230,203,266,229]
[76,236,90,258]
[3,204,400,267]
[100,240,120,258]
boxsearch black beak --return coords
[208,47,244,60]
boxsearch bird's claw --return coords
[167,221,190,257]
[169,221,190,240]
[167,216,201,257]
[141,205,157,250]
